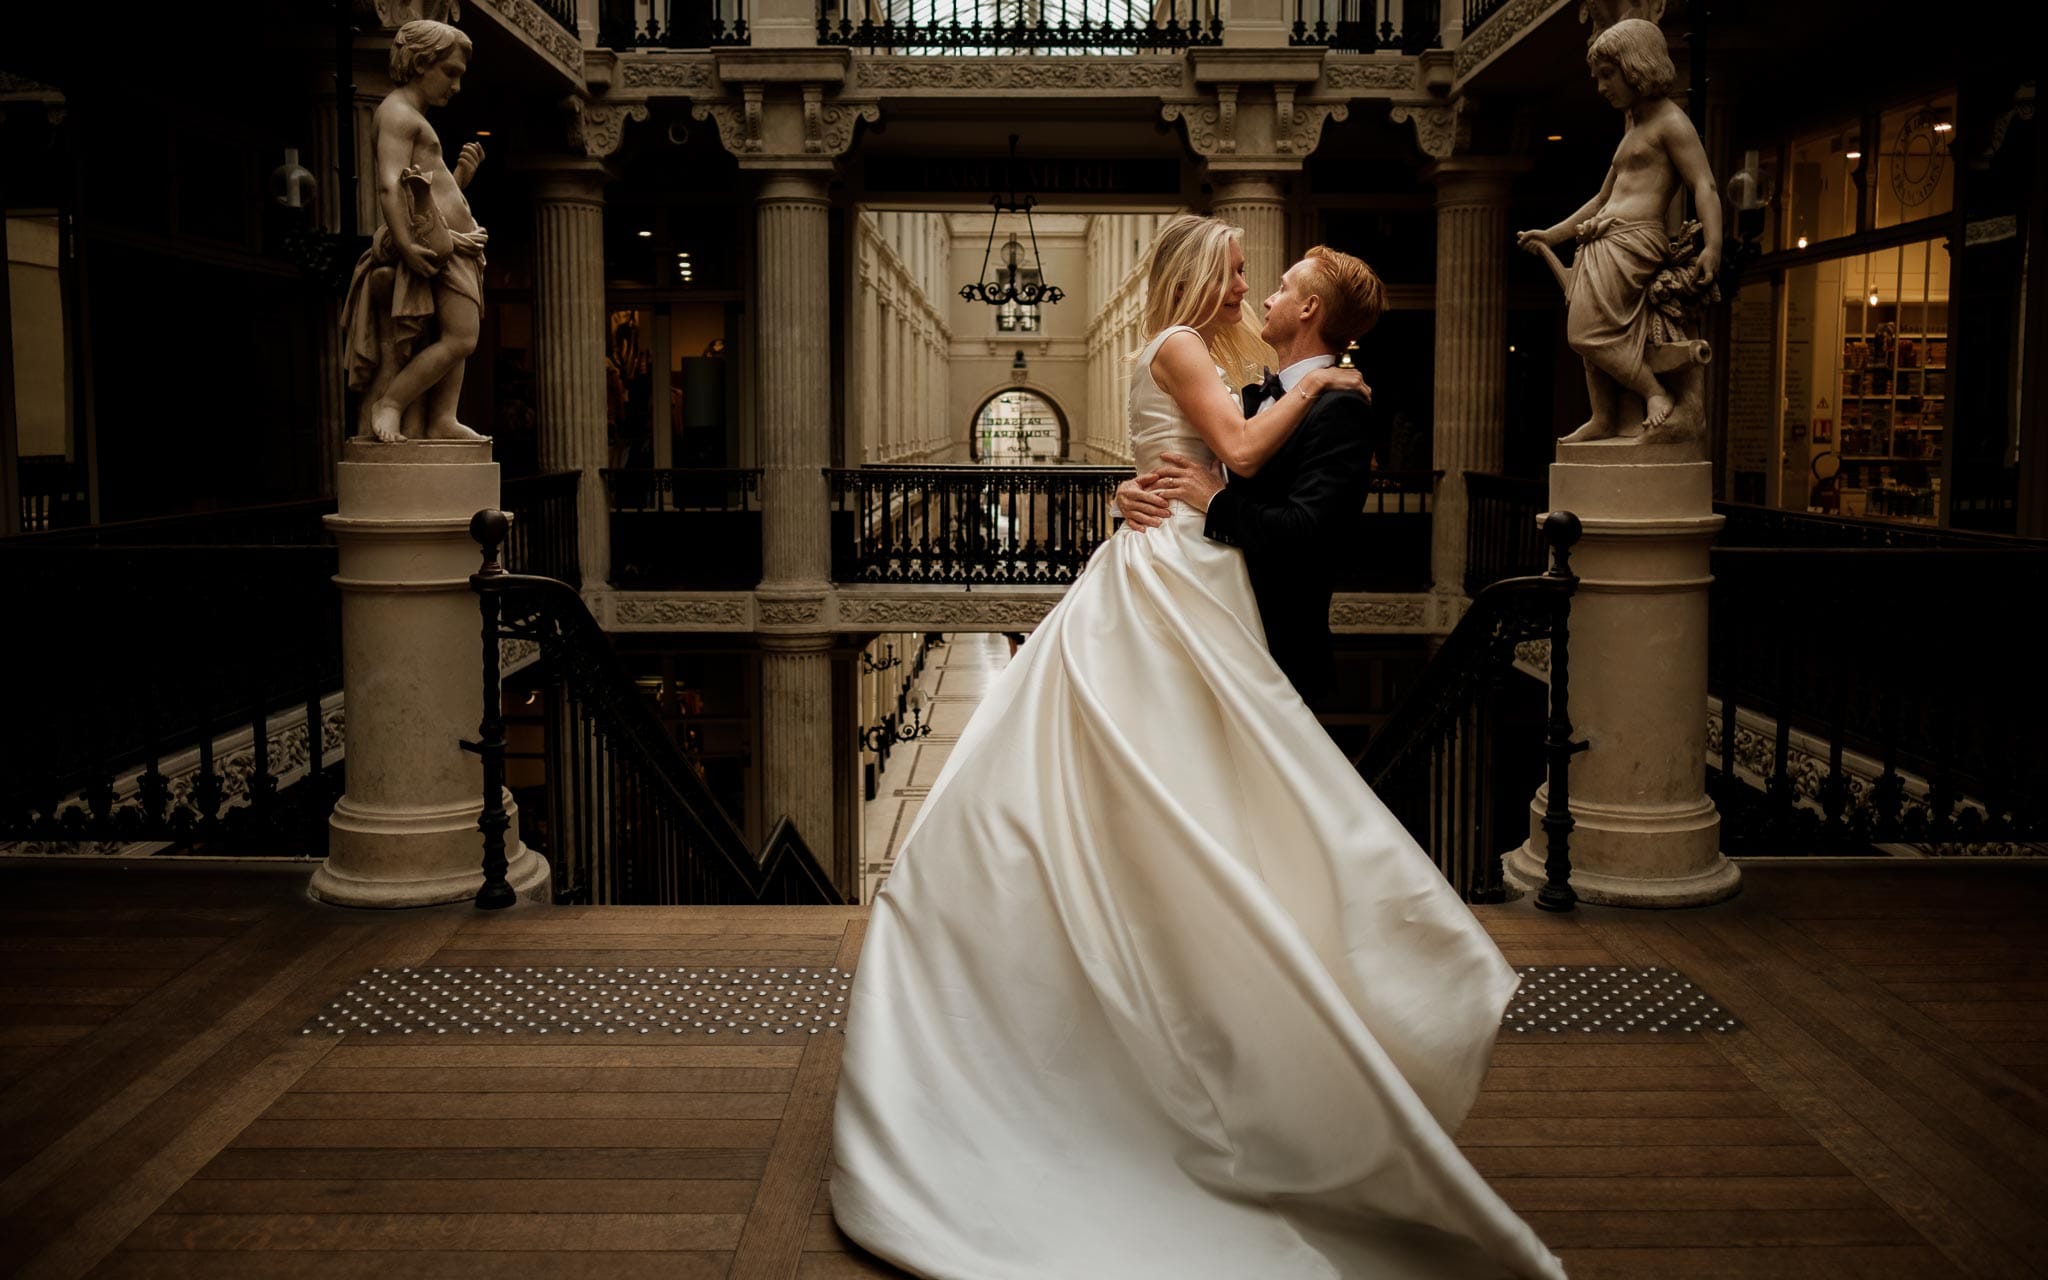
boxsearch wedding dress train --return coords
[831,327,1567,1279]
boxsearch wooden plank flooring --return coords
[0,858,2042,1278]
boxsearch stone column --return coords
[1427,159,1523,595]
[1505,447,1739,907]
[314,440,551,907]
[529,159,612,587]
[753,168,838,862]
[1210,171,1290,311]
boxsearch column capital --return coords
[1422,154,1534,203]
[1164,84,1345,166]
[513,154,613,203]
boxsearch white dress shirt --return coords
[1257,353,1338,414]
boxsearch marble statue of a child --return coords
[340,18,490,443]
[1517,18,1722,442]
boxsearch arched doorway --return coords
[970,387,1069,462]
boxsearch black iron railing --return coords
[1459,474,2048,854]
[0,473,581,852]
[818,0,1220,52]
[606,468,762,589]
[1710,546,2048,853]
[1464,471,1547,596]
[1461,0,1511,33]
[1291,0,1441,52]
[1332,468,1442,593]
[468,511,843,908]
[1357,511,1583,907]
[601,0,751,47]
[0,543,344,853]
[502,471,584,587]
[536,0,583,38]
[828,465,1124,584]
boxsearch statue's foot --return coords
[1559,419,1618,444]
[424,420,489,441]
[1643,393,1675,431]
[367,402,404,444]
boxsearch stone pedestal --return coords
[312,439,551,908]
[1503,443,1740,907]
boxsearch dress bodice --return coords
[1128,325,1219,476]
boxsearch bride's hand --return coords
[1301,366,1372,404]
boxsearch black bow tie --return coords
[1248,369,1284,404]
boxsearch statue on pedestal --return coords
[1516,18,1721,444]
[341,18,490,443]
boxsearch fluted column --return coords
[1211,172,1290,309]
[756,171,833,587]
[530,159,611,586]
[1427,159,1524,594]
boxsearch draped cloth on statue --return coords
[829,328,1567,1280]
[339,182,487,394]
[1565,217,1668,393]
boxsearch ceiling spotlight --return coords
[637,230,653,238]
[1797,235,1809,249]
[1845,150,1863,160]
[1545,134,1563,142]
[1932,120,1953,134]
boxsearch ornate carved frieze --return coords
[619,59,717,92]
[758,596,827,626]
[852,58,1187,92]
[1161,96,1234,157]
[568,100,648,158]
[613,595,751,628]
[467,0,584,74]
[1390,99,1469,159]
[1453,0,1568,82]
[836,593,1059,629]
[1322,60,1420,92]
[1514,638,1552,677]
[1327,596,1432,629]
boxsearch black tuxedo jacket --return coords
[1202,384,1374,707]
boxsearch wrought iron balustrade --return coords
[600,0,751,47]
[1356,510,1583,907]
[1458,472,2048,855]
[606,468,762,589]
[468,511,842,908]
[817,0,1220,53]
[502,471,584,587]
[0,473,581,852]
[828,465,1124,584]
[1710,546,2048,853]
[1460,0,1510,35]
[1464,471,1548,596]
[1290,0,1441,52]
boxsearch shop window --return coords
[6,215,69,461]
[1874,91,1956,230]
[1783,122,1861,249]
[608,302,738,469]
[1778,237,1949,525]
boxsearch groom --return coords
[1114,246,1386,709]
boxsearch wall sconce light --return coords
[1012,349,1028,378]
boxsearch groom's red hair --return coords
[1301,246,1385,350]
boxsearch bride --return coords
[831,215,1567,1280]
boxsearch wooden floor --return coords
[1,858,2044,1279]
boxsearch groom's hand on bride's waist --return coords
[1153,453,1226,515]
[1114,473,1173,530]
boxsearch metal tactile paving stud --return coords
[1502,965,1739,1034]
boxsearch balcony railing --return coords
[1332,468,1441,593]
[601,0,751,47]
[536,0,581,36]
[1289,0,1441,53]
[817,0,1221,53]
[829,464,1122,584]
[1460,474,2048,853]
[1461,0,1511,34]
[606,468,762,589]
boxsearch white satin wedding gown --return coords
[831,326,1567,1280]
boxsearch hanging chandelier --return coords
[960,135,1065,309]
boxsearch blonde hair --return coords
[1587,18,1676,100]
[1138,214,1270,385]
[1299,245,1386,349]
[390,19,472,85]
